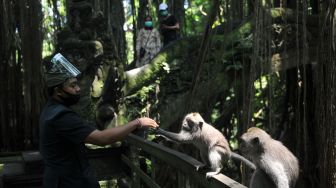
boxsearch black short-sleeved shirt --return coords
[39,98,99,188]
[160,15,179,45]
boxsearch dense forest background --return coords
[1,0,336,187]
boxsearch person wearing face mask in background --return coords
[39,53,159,188]
[136,16,162,67]
[158,3,180,47]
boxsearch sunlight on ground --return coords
[85,142,121,149]
[99,179,118,188]
[0,164,3,174]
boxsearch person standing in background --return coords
[159,3,180,47]
[136,16,162,67]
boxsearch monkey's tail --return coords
[231,152,256,170]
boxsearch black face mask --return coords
[59,90,80,106]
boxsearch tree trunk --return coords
[0,0,43,151]
[274,0,281,7]
[315,1,336,187]
[19,0,44,149]
[310,0,319,14]
[137,0,149,28]
[287,0,297,9]
[131,0,137,64]
[0,0,21,151]
[100,0,126,64]
[231,0,244,20]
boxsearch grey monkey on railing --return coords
[154,112,256,178]
[240,127,299,188]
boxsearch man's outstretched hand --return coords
[136,117,159,129]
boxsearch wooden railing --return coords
[123,133,247,188]
[0,134,247,188]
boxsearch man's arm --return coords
[85,117,158,145]
[162,22,180,30]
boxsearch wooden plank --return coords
[87,147,128,180]
[212,174,248,188]
[126,134,247,188]
[121,154,161,188]
[0,156,22,164]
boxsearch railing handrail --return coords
[125,133,247,188]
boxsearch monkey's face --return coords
[181,114,203,134]
[97,104,115,121]
[96,104,115,130]
[239,133,263,157]
[240,127,268,156]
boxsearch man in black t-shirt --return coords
[39,53,159,188]
[159,3,180,46]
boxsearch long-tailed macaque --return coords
[240,127,299,188]
[155,112,256,178]
[96,104,116,130]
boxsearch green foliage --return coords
[270,8,294,18]
[138,84,157,103]
[252,73,285,128]
[184,1,211,35]
[145,158,152,171]
[125,31,135,64]
[41,0,66,57]
[121,86,155,121]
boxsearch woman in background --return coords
[136,16,162,67]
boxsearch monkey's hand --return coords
[155,134,179,144]
[151,128,180,144]
[147,128,170,141]
[148,128,167,136]
[147,127,160,135]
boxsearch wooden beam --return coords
[126,134,247,188]
[121,154,161,188]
